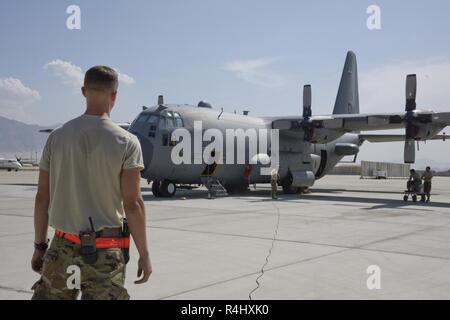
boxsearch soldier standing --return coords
[270,167,279,200]
[421,166,434,202]
[407,169,422,192]
[31,66,152,300]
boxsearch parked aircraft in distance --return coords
[0,158,22,172]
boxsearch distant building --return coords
[330,161,411,178]
[360,161,410,178]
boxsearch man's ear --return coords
[111,90,118,102]
[81,86,86,97]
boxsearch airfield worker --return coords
[421,166,433,202]
[31,66,152,300]
[407,169,422,192]
[271,167,279,199]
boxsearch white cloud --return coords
[223,58,284,88]
[360,57,450,114]
[43,60,136,90]
[115,69,136,85]
[0,77,41,119]
[43,59,84,90]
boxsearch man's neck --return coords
[84,107,110,118]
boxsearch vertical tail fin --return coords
[333,51,360,115]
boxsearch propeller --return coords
[301,85,313,163]
[15,156,23,166]
[301,84,313,138]
[303,85,312,119]
[404,74,417,164]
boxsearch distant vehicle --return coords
[0,158,23,172]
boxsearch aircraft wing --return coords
[359,133,449,143]
[272,111,450,143]
[271,53,450,164]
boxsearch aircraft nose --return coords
[136,134,153,170]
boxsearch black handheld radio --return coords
[79,217,97,264]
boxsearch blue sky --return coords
[1,0,450,165]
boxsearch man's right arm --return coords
[120,168,152,284]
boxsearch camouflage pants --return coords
[271,180,278,199]
[424,181,432,195]
[31,236,129,300]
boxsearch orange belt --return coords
[55,230,130,249]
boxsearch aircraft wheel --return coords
[412,195,417,202]
[282,182,299,194]
[7,168,11,172]
[160,180,177,197]
[224,184,248,194]
[421,195,426,202]
[403,195,408,202]
[152,181,162,197]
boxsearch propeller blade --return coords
[303,84,312,119]
[404,139,416,164]
[405,74,417,112]
[302,141,312,164]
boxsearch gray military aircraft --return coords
[125,51,450,197]
[40,51,450,197]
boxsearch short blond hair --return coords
[84,65,118,91]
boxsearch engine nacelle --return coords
[413,123,445,140]
[291,170,315,187]
[334,143,359,156]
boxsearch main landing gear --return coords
[281,173,300,194]
[224,183,249,194]
[152,180,177,198]
[281,173,310,194]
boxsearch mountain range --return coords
[0,116,51,158]
[1,115,449,171]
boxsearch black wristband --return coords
[34,240,49,251]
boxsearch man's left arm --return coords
[31,169,50,273]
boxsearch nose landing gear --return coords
[151,180,177,198]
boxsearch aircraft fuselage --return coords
[128,104,362,192]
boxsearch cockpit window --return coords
[166,117,175,128]
[146,115,159,124]
[136,114,149,123]
[174,113,184,127]
[158,116,166,130]
[130,111,184,141]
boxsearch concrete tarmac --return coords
[1,170,450,299]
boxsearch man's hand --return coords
[31,249,46,274]
[34,169,50,273]
[135,255,152,284]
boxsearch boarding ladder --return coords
[202,176,228,198]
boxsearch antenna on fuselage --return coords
[217,108,224,120]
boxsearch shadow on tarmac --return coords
[141,187,450,210]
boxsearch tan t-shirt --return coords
[422,171,433,182]
[271,169,279,182]
[39,114,144,234]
